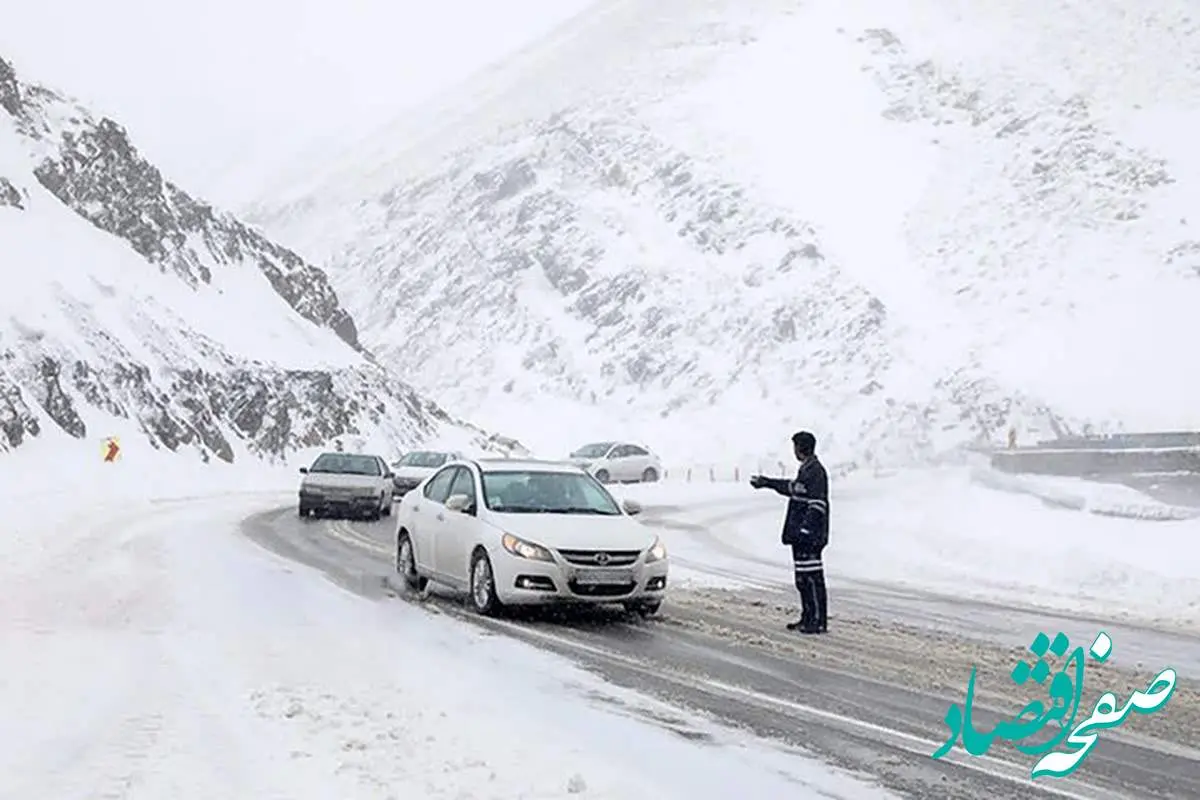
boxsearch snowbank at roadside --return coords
[649,466,1200,630]
[968,467,1200,521]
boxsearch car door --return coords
[608,444,635,481]
[410,466,456,573]
[624,445,652,477]
[436,466,480,583]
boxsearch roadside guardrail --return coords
[988,432,1200,476]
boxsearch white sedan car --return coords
[389,450,463,497]
[298,452,394,520]
[393,459,668,616]
[567,441,663,483]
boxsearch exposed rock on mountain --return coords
[0,54,520,462]
[254,107,1064,466]
[253,0,1200,465]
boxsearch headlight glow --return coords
[645,537,667,563]
[501,533,554,561]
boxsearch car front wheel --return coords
[396,533,428,592]
[469,550,503,616]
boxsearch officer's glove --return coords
[749,475,766,489]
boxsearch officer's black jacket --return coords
[761,456,829,550]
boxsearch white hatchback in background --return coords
[392,459,668,616]
[298,452,394,520]
[389,450,463,497]
[568,441,663,483]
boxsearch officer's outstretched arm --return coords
[763,477,794,496]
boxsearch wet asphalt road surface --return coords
[241,501,1200,800]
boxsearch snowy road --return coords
[244,498,1200,800]
[645,501,1200,679]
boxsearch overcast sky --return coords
[0,0,594,208]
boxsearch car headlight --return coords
[501,533,554,561]
[645,537,667,563]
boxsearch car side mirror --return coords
[622,499,642,516]
[299,467,308,474]
[445,494,474,514]
[384,470,394,479]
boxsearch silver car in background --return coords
[568,441,662,483]
[390,450,463,497]
[299,452,394,520]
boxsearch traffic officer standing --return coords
[749,431,830,634]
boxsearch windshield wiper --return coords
[555,507,620,515]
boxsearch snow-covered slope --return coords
[0,55,521,463]
[251,0,1200,467]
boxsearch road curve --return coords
[241,503,1200,799]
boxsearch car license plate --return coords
[574,568,634,585]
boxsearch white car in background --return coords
[393,459,668,617]
[298,452,394,520]
[390,450,463,497]
[568,441,662,483]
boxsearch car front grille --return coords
[566,580,637,597]
[557,549,640,567]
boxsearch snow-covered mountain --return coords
[0,54,522,463]
[251,0,1200,468]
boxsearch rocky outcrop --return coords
[1,55,358,349]
[251,7,1200,464]
[0,54,523,462]
[0,56,19,116]
[259,109,1069,461]
[0,370,41,449]
[30,119,360,347]
[0,338,520,462]
[0,176,22,208]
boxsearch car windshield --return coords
[570,443,613,458]
[481,470,621,515]
[309,453,380,476]
[397,451,449,468]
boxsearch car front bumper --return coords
[492,553,669,606]
[299,491,379,515]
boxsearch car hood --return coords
[491,513,655,552]
[393,465,436,480]
[302,473,378,490]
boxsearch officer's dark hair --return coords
[792,430,816,456]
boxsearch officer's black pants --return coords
[791,545,827,630]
